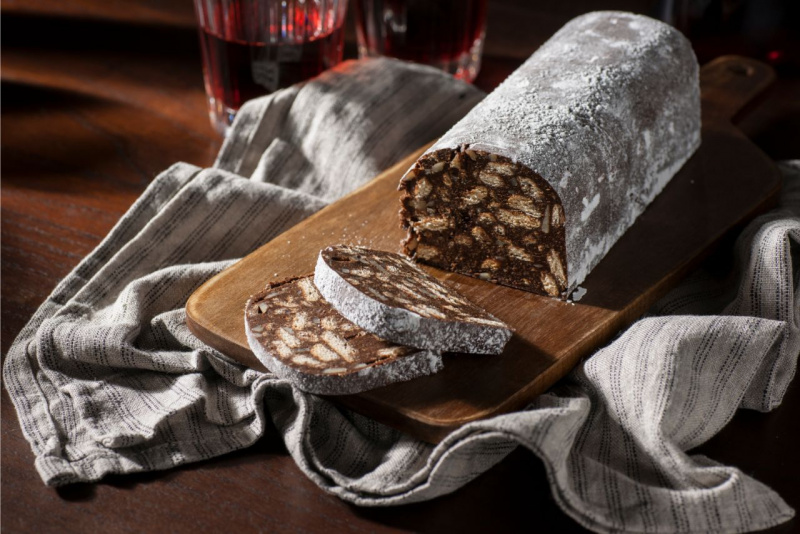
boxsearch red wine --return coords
[354,0,487,82]
[195,0,346,132]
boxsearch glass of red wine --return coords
[193,0,348,135]
[353,0,488,83]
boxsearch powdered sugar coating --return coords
[314,245,512,354]
[414,11,701,293]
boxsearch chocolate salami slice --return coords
[314,245,511,354]
[399,11,701,297]
[244,275,442,395]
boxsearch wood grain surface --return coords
[186,56,782,443]
[2,2,798,533]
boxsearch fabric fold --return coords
[216,57,486,201]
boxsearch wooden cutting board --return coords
[186,56,780,443]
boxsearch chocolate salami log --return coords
[314,245,512,354]
[244,275,442,395]
[399,11,701,297]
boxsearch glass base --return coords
[357,31,484,84]
[207,97,236,137]
[453,31,485,83]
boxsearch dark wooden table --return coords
[3,1,799,532]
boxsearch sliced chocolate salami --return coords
[399,11,701,298]
[244,275,442,395]
[314,245,512,354]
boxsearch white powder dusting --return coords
[424,11,700,292]
[581,193,601,221]
[571,286,588,302]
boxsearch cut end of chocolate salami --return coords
[244,275,442,395]
[314,245,512,354]
[399,11,701,298]
[400,149,569,297]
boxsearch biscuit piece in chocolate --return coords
[314,245,512,354]
[399,12,701,298]
[244,275,442,395]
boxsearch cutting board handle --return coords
[700,55,776,124]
